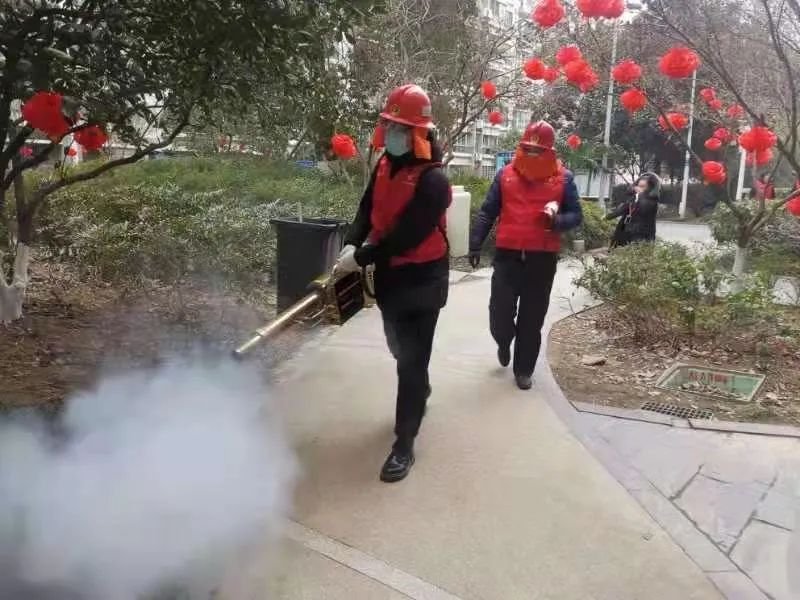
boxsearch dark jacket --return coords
[344,152,450,314]
[607,191,658,247]
[469,168,583,257]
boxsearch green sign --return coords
[656,364,766,403]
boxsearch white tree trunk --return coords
[0,243,31,323]
[731,245,749,292]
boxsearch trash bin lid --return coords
[269,217,349,231]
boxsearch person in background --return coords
[607,172,661,248]
[752,173,776,202]
[468,121,582,391]
[335,84,450,483]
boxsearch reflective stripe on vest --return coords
[369,157,450,266]
[496,164,565,252]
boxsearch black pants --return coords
[490,251,558,378]
[382,309,439,452]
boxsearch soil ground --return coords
[0,259,309,416]
[549,304,800,427]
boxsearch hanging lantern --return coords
[704,137,722,151]
[699,88,716,103]
[331,133,358,159]
[532,0,565,28]
[523,58,547,80]
[620,88,647,113]
[480,81,498,100]
[702,161,727,185]
[21,91,71,141]
[543,67,560,83]
[658,46,701,79]
[786,197,800,217]
[74,125,108,151]
[708,98,723,111]
[738,126,777,153]
[658,112,689,131]
[567,134,582,149]
[601,0,625,19]
[488,110,504,125]
[611,59,642,85]
[727,104,745,119]
[713,127,731,142]
[563,59,599,92]
[556,45,582,66]
[746,149,774,166]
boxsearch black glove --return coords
[468,251,481,269]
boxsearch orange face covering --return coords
[512,148,559,181]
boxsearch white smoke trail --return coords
[0,358,296,600]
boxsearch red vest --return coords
[369,157,450,266]
[496,164,565,252]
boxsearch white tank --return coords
[447,185,472,257]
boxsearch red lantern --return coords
[523,58,547,80]
[659,46,701,79]
[543,67,560,83]
[611,59,642,85]
[658,112,689,131]
[563,59,599,92]
[699,88,716,103]
[20,147,33,158]
[702,161,727,185]
[704,137,722,151]
[727,104,745,119]
[738,126,777,153]
[708,98,723,111]
[331,133,358,159]
[66,147,77,157]
[577,0,621,18]
[620,88,647,113]
[532,0,565,28]
[786,197,800,217]
[713,127,731,142]
[21,91,70,141]
[567,134,582,149]
[556,45,582,66]
[746,149,774,167]
[602,0,625,18]
[578,70,600,93]
[488,111,504,126]
[74,125,108,151]
[481,81,498,100]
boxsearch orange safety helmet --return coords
[520,121,556,150]
[379,84,434,129]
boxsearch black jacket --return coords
[607,192,658,247]
[344,153,450,314]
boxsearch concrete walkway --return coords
[222,268,722,600]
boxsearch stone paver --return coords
[757,488,799,531]
[731,521,796,600]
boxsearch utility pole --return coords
[679,68,698,219]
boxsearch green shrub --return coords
[450,173,492,214]
[569,200,615,250]
[576,241,776,340]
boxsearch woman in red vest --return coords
[469,122,583,390]
[335,85,450,483]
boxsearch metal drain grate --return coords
[641,401,713,420]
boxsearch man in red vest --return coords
[469,121,582,390]
[335,84,450,483]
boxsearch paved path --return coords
[221,268,722,600]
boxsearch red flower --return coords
[74,125,108,151]
[713,127,731,142]
[567,134,582,150]
[659,46,701,79]
[331,133,358,159]
[727,104,745,119]
[738,126,777,153]
[523,58,547,80]
[704,137,722,151]
[66,147,77,157]
[532,0,565,28]
[786,197,800,217]
[480,81,498,100]
[563,59,599,92]
[20,147,34,158]
[543,67,560,83]
[699,88,716,103]
[702,161,727,185]
[611,59,642,85]
[708,98,723,111]
[746,149,773,167]
[658,112,689,131]
[21,91,70,141]
[556,45,582,66]
[488,110,504,125]
[620,88,647,113]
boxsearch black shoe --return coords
[515,375,532,390]
[497,345,511,368]
[380,450,415,483]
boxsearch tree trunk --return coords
[0,243,31,322]
[730,244,749,293]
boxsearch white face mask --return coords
[385,125,410,157]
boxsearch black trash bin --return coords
[270,217,349,312]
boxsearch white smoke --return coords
[0,358,296,600]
